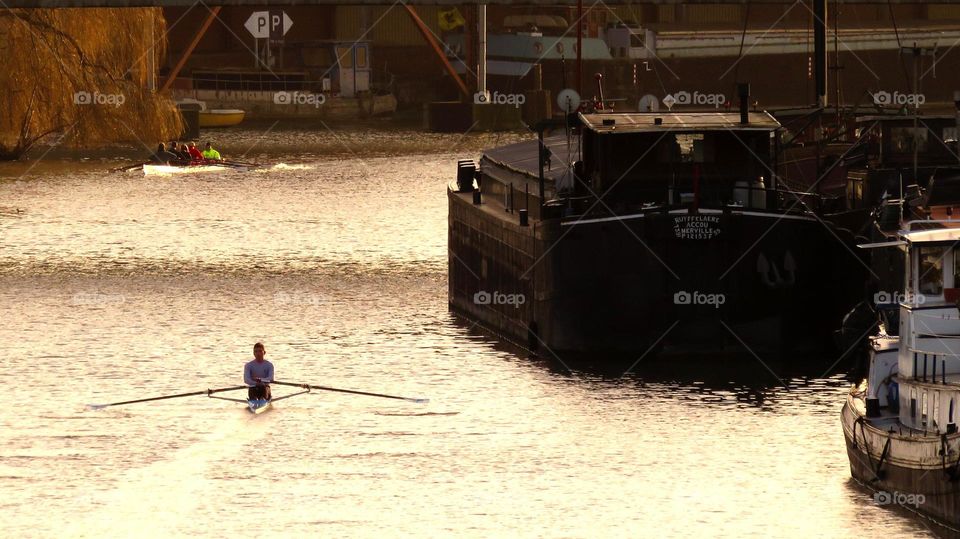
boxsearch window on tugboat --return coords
[918,246,945,296]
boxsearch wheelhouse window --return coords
[889,127,929,154]
[675,134,708,163]
[945,127,959,144]
[918,246,945,296]
[952,248,960,291]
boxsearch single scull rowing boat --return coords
[86,380,429,414]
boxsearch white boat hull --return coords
[247,399,272,414]
[142,164,232,175]
[842,390,960,530]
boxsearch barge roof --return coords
[578,111,780,133]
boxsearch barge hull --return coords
[449,188,864,357]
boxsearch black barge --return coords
[448,103,867,359]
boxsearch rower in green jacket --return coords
[201,142,222,161]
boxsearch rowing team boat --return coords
[87,380,429,415]
[110,159,266,175]
[140,161,264,175]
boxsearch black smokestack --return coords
[738,83,750,125]
[814,0,827,106]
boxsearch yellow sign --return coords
[438,7,466,31]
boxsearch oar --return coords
[86,385,248,410]
[220,160,261,168]
[110,161,151,173]
[272,380,429,403]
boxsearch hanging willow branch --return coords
[0,8,183,160]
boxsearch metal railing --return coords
[555,182,823,219]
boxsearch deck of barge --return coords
[481,134,579,182]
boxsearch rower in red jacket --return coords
[187,142,205,161]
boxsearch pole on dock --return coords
[538,129,546,213]
[813,0,827,107]
[955,91,960,165]
[478,3,488,101]
[576,0,583,97]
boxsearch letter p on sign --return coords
[245,11,292,40]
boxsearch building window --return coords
[336,46,354,69]
[356,46,368,68]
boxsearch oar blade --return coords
[273,380,429,403]
[85,403,109,411]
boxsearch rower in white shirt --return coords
[244,342,274,401]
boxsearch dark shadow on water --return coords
[449,312,866,391]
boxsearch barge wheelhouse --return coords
[448,107,866,358]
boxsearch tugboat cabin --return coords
[888,226,960,433]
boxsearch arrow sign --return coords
[245,11,269,39]
[245,11,292,40]
[269,10,293,42]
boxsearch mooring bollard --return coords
[519,209,529,226]
[473,189,482,205]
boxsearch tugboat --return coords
[448,83,866,359]
[842,222,960,530]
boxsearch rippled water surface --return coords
[1,126,938,537]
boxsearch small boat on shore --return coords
[177,98,246,128]
[199,108,246,128]
[842,222,960,531]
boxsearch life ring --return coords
[556,42,565,54]
[534,42,544,54]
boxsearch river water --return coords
[1,124,937,537]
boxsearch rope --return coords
[732,2,752,85]
[887,0,912,90]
